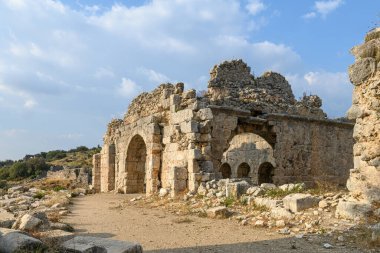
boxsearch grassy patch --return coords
[33,191,46,199]
[223,197,235,207]
[264,185,304,199]
[251,203,270,212]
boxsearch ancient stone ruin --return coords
[337,28,380,218]
[93,59,354,196]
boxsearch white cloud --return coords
[303,0,344,19]
[0,83,37,109]
[246,0,266,16]
[138,68,171,84]
[286,71,352,117]
[118,78,141,97]
[302,12,317,19]
[1,128,27,137]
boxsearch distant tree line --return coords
[0,146,101,181]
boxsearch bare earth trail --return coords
[63,194,364,253]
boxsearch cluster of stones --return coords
[153,178,379,245]
[0,185,143,252]
[346,27,380,206]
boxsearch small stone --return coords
[275,220,286,228]
[295,234,304,239]
[337,236,345,242]
[241,219,248,226]
[278,227,290,234]
[323,243,333,249]
[319,200,329,209]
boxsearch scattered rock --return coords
[335,200,372,219]
[283,193,319,212]
[323,243,333,249]
[61,236,143,253]
[206,206,229,219]
[226,181,250,198]
[0,228,44,253]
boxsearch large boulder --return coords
[283,193,319,213]
[61,236,143,253]
[254,197,282,209]
[0,228,44,253]
[226,181,250,198]
[12,211,50,231]
[206,206,229,219]
[335,200,372,219]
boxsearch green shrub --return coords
[0,180,7,189]
[264,185,304,199]
[53,185,66,192]
[33,191,46,199]
[223,197,235,207]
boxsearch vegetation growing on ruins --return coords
[0,146,101,183]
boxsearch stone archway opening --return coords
[220,163,232,179]
[237,162,250,178]
[125,135,147,193]
[258,162,274,184]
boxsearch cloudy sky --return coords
[0,0,379,160]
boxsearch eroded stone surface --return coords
[347,28,380,205]
[94,60,354,196]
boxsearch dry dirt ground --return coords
[63,193,369,253]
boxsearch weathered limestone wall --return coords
[347,28,380,203]
[47,167,90,186]
[95,59,355,196]
[268,114,354,187]
[92,154,101,192]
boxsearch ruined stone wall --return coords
[268,114,354,187]
[47,167,90,186]
[347,28,380,203]
[92,154,101,192]
[96,59,354,196]
[205,60,326,118]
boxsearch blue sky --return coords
[0,0,379,160]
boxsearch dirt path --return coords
[63,194,365,253]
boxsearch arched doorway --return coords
[258,162,275,184]
[220,163,232,179]
[125,135,147,193]
[237,162,250,178]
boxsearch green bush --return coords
[223,197,235,207]
[53,185,66,192]
[0,180,7,189]
[33,191,46,199]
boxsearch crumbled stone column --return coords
[92,154,101,193]
[347,28,380,204]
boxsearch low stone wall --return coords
[47,167,90,186]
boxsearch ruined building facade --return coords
[93,60,354,196]
[347,28,380,204]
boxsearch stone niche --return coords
[93,59,354,196]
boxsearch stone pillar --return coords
[337,28,380,219]
[92,153,101,193]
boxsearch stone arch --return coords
[237,162,250,178]
[125,135,147,193]
[219,163,232,179]
[258,162,275,184]
[108,143,116,191]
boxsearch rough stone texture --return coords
[206,206,229,218]
[335,200,372,219]
[62,236,143,253]
[283,193,319,213]
[92,153,101,192]
[0,228,44,253]
[47,167,90,187]
[225,181,250,198]
[95,60,354,196]
[346,28,380,204]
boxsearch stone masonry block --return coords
[171,109,194,124]
[283,193,319,213]
[180,120,199,133]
